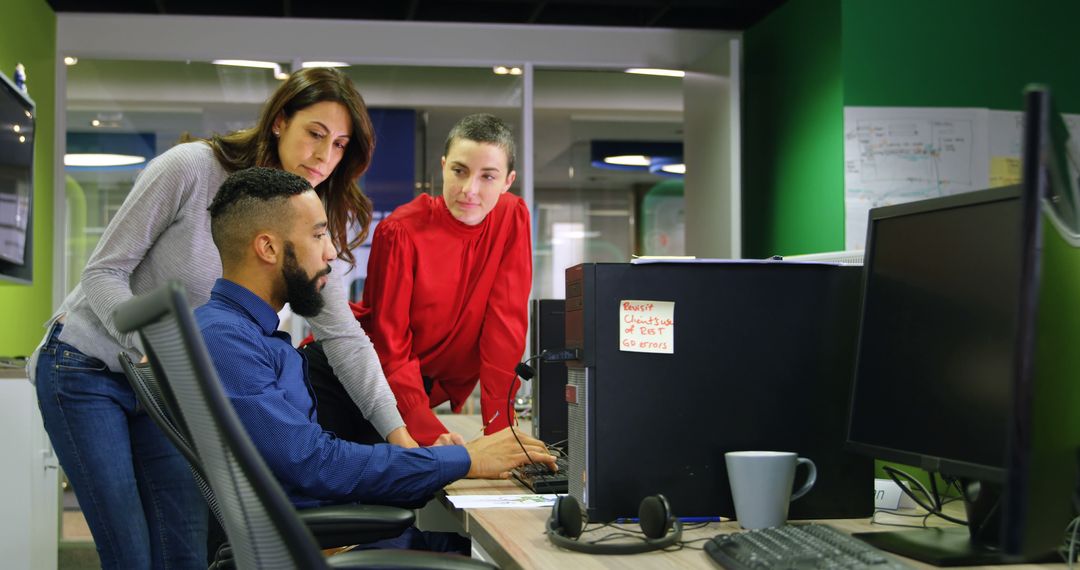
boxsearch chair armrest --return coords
[326,549,497,570]
[298,504,416,548]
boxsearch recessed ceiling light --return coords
[603,154,651,167]
[213,59,289,80]
[212,59,279,70]
[508,67,523,76]
[13,125,20,133]
[90,119,101,127]
[18,135,26,143]
[493,66,509,75]
[660,163,686,175]
[625,68,685,78]
[63,56,78,66]
[65,153,147,167]
[302,61,348,68]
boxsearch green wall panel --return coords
[0,0,55,356]
[842,0,1080,112]
[742,0,843,258]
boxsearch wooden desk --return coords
[437,414,1066,569]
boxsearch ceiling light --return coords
[493,66,509,75]
[604,155,651,167]
[18,135,25,144]
[90,119,101,127]
[660,163,685,175]
[63,56,78,66]
[508,67,523,76]
[12,125,20,133]
[625,68,685,78]
[212,59,279,70]
[65,153,147,167]
[302,61,348,68]
[213,59,289,80]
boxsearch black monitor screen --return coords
[847,187,1022,480]
[0,73,34,283]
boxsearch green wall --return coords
[743,0,1080,259]
[742,0,843,259]
[843,0,1080,112]
[0,0,55,356]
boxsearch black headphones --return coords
[546,494,683,554]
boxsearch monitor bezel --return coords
[845,184,1023,484]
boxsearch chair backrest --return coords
[118,352,224,527]
[114,281,328,570]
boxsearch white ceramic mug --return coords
[724,451,817,530]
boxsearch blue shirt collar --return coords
[210,278,281,336]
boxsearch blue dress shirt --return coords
[195,278,471,509]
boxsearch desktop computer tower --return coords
[530,299,568,447]
[564,262,872,521]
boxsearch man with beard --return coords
[194,168,555,535]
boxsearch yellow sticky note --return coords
[990,156,1022,187]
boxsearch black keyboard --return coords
[705,524,914,569]
[512,456,568,494]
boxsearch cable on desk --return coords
[883,465,968,526]
[667,536,713,552]
[508,352,546,468]
[870,495,964,530]
[1061,515,1080,568]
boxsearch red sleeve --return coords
[361,220,448,445]
[478,198,533,435]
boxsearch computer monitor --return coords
[0,71,35,284]
[846,86,1080,566]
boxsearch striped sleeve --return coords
[306,269,406,438]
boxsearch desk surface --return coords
[437,414,1065,570]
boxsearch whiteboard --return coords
[844,106,1080,250]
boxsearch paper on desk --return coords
[447,494,558,509]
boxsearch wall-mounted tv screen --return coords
[0,71,35,284]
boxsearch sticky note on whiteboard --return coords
[619,300,675,354]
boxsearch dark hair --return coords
[198,67,375,268]
[443,113,516,173]
[208,167,312,265]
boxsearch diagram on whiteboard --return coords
[844,107,989,250]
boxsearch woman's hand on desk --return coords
[464,427,557,479]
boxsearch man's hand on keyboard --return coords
[464,427,557,479]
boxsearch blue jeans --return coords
[36,324,207,570]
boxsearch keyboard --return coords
[704,523,914,569]
[512,456,568,494]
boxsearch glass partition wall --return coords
[63,60,686,305]
[532,68,684,299]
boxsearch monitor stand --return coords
[852,481,1053,566]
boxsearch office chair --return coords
[118,353,416,567]
[113,281,495,570]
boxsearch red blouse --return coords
[355,193,532,445]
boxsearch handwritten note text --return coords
[618,300,675,354]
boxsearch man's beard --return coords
[282,241,331,318]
